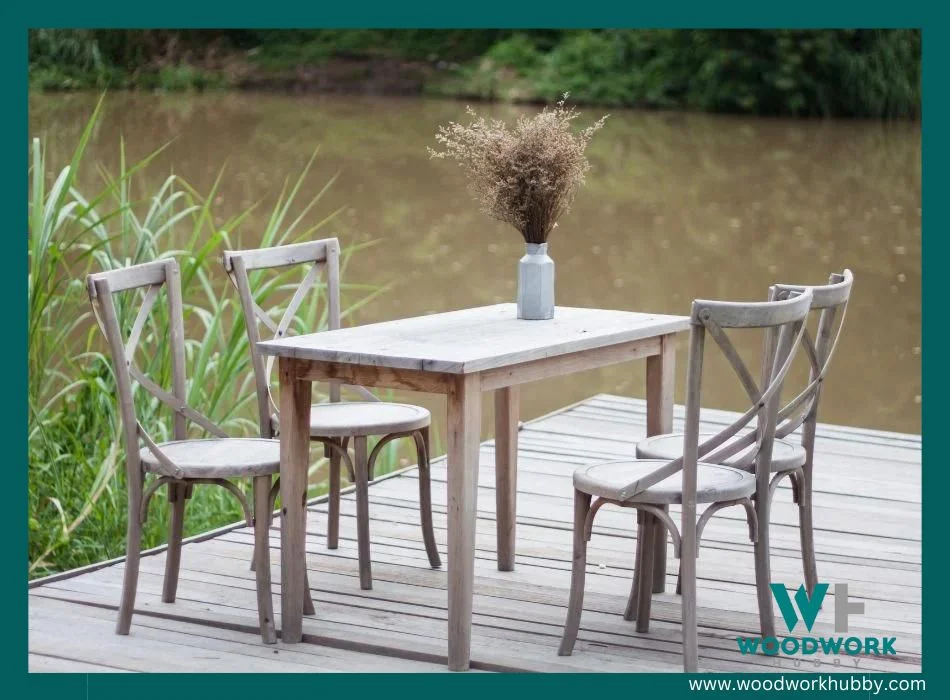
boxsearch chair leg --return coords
[753,495,776,638]
[327,438,341,550]
[559,490,592,656]
[162,482,188,603]
[624,510,645,621]
[680,522,699,672]
[301,464,316,615]
[635,512,656,633]
[798,472,819,595]
[415,428,442,568]
[653,505,669,593]
[354,436,373,590]
[341,436,354,481]
[251,482,265,572]
[116,482,144,635]
[252,476,277,643]
[303,569,315,616]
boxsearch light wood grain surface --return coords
[258,304,690,373]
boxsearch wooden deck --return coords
[28,395,921,673]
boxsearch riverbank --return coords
[29,29,921,118]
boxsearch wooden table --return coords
[257,303,691,670]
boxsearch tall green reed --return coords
[28,99,388,577]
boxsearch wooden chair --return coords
[636,270,853,600]
[558,289,813,671]
[223,238,441,591]
[87,259,315,644]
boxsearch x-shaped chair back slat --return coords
[691,293,810,470]
[87,259,227,481]
[772,270,853,440]
[223,238,377,439]
[615,289,814,501]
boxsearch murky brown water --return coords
[30,92,921,437]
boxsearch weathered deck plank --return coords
[28,394,921,673]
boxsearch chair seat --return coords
[573,459,756,505]
[141,438,281,478]
[636,432,806,473]
[275,401,431,438]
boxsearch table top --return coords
[257,303,691,374]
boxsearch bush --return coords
[535,32,642,106]
[836,29,921,119]
[485,35,544,75]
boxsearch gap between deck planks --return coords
[28,395,921,673]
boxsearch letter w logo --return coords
[770,583,829,632]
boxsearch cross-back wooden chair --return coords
[87,258,315,644]
[559,289,813,672]
[770,270,852,594]
[223,237,441,591]
[637,270,853,601]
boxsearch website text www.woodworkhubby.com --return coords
[687,676,925,694]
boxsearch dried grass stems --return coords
[429,96,608,245]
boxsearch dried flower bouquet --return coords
[429,96,607,244]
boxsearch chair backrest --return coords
[685,289,814,469]
[87,259,227,481]
[618,289,813,500]
[771,270,853,443]
[223,238,376,438]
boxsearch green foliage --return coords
[28,29,920,117]
[534,31,640,107]
[441,29,922,118]
[660,29,921,118]
[27,101,386,578]
[148,65,229,91]
[29,29,104,75]
[837,30,921,119]
[28,29,233,92]
[209,29,510,71]
[28,30,120,90]
[485,35,543,75]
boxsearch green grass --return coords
[27,97,393,578]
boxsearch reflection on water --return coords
[29,92,921,435]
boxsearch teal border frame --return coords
[11,3,935,696]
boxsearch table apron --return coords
[478,336,662,391]
[287,334,666,394]
[293,361,455,393]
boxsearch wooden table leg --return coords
[494,386,519,572]
[446,374,482,671]
[279,358,312,643]
[646,334,676,593]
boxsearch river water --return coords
[30,92,921,436]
